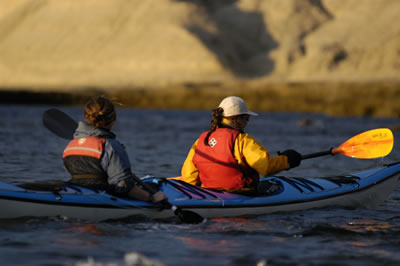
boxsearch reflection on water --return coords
[0,105,400,265]
[345,219,393,233]
[69,223,105,236]
[176,236,240,253]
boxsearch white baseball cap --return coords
[218,96,258,117]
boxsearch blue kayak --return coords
[0,162,399,221]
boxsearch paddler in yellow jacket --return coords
[181,96,302,194]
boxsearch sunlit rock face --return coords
[0,0,399,90]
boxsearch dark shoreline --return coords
[1,81,400,118]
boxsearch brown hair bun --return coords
[84,96,116,130]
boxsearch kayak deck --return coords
[0,163,399,221]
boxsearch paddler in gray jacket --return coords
[63,96,167,203]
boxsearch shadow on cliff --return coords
[172,0,278,78]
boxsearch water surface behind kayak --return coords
[1,105,400,266]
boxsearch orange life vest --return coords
[63,136,106,159]
[193,128,257,190]
[63,136,107,181]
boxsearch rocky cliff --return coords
[0,0,399,116]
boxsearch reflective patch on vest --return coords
[64,147,102,155]
[63,137,105,159]
[208,138,217,147]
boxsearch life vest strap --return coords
[71,174,104,179]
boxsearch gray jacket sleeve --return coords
[101,139,138,193]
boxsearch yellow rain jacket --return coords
[181,131,290,188]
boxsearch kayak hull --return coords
[183,173,400,218]
[0,198,173,221]
[0,163,399,221]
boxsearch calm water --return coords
[1,105,400,266]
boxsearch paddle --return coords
[42,108,204,224]
[43,108,78,140]
[301,128,393,160]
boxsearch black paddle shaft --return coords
[301,149,333,160]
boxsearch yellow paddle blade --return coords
[332,128,394,159]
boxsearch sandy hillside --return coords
[0,0,399,90]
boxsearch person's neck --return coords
[220,118,243,132]
[221,118,234,127]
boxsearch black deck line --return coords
[295,177,325,191]
[277,176,328,193]
[320,175,360,186]
[170,179,220,199]
[277,177,306,193]
[163,180,195,199]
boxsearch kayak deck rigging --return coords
[0,163,397,221]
